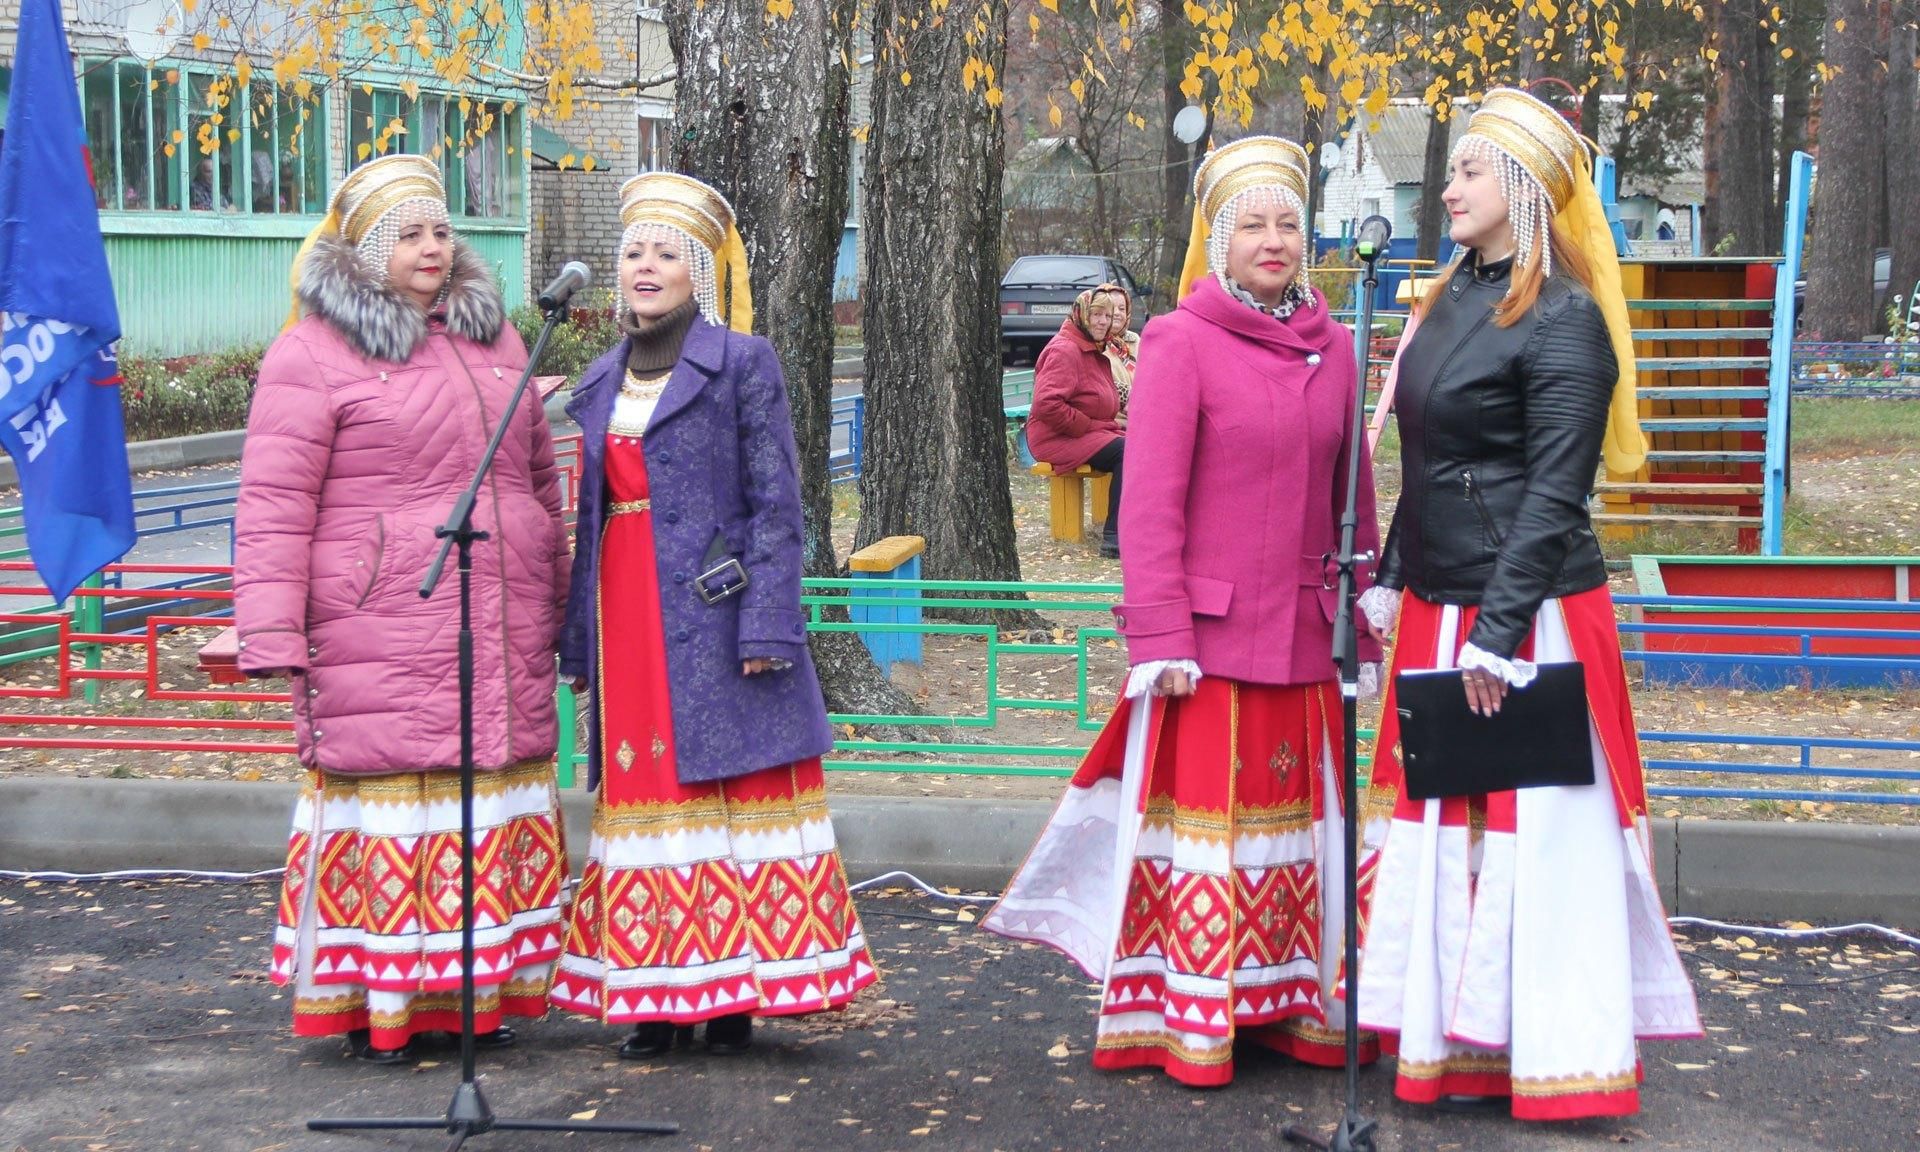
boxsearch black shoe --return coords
[1099,539,1120,560]
[704,1013,752,1054]
[346,1028,412,1065]
[473,1026,517,1049]
[618,1022,689,1060]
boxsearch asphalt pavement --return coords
[2,877,1916,1152]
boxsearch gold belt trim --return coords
[610,499,652,516]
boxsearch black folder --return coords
[1393,661,1596,800]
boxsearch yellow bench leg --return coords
[1049,474,1086,542]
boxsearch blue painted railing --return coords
[1764,151,1814,554]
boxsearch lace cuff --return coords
[1125,659,1203,699]
[1357,585,1400,634]
[1457,642,1538,688]
[1358,662,1381,700]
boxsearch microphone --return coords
[537,261,593,311]
[1355,215,1393,261]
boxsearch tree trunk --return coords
[1776,0,1816,244]
[1803,0,1883,340]
[663,2,919,716]
[1155,0,1197,297]
[1706,0,1776,254]
[856,0,1030,609]
[1414,99,1453,263]
[1887,3,1920,328]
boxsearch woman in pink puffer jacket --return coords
[234,155,571,1064]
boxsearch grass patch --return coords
[1791,397,1920,457]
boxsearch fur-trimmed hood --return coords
[294,233,506,364]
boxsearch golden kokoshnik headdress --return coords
[617,172,754,333]
[1176,135,1314,301]
[1455,87,1645,475]
[284,153,451,328]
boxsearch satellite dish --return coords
[1320,141,1343,171]
[123,0,183,67]
[1172,105,1207,145]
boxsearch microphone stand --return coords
[1283,239,1384,1152]
[307,295,678,1149]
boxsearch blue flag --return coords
[0,0,135,602]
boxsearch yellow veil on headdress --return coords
[283,153,448,329]
[1456,87,1645,476]
[1176,135,1313,301]
[617,172,754,334]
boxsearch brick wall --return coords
[532,168,627,289]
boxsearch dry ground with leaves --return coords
[2,878,1917,1151]
[2,400,1916,825]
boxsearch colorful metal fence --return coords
[1,566,1915,807]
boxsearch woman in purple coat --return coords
[549,173,875,1058]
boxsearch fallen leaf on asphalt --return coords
[48,964,74,973]
[19,992,42,1000]
[773,1095,793,1104]
[570,1109,598,1121]
[1672,1062,1711,1070]
[207,1008,233,1016]
[910,1128,933,1137]
[1047,1042,1070,1058]
[1780,1003,1808,1014]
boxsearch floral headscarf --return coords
[1090,283,1137,408]
[1068,286,1119,343]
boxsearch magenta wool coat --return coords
[233,237,571,775]
[1114,275,1383,685]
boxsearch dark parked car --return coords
[999,255,1151,365]
[1794,248,1894,330]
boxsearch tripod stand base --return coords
[1281,1116,1378,1152]
[310,1078,678,1149]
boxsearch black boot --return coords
[704,1013,753,1054]
[618,1022,690,1060]
[346,1028,412,1066]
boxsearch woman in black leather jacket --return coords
[1351,89,1700,1121]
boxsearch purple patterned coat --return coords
[559,316,832,787]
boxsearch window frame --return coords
[348,81,526,224]
[79,56,329,217]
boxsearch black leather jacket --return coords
[1377,253,1617,657]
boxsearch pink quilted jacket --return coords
[234,237,570,775]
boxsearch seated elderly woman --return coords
[1027,287,1127,558]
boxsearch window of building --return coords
[635,113,670,172]
[78,59,326,214]
[348,84,525,221]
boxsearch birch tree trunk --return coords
[855,0,1030,603]
[663,2,920,714]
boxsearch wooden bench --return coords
[1029,462,1111,543]
[196,626,245,684]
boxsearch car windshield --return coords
[1003,257,1108,288]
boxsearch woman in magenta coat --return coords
[1027,288,1126,557]
[986,136,1385,1088]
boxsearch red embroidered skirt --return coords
[987,676,1387,1087]
[548,433,876,1024]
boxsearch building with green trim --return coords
[0,0,534,356]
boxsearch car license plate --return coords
[1029,304,1072,314]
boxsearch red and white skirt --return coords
[270,758,570,1049]
[1355,587,1702,1119]
[548,435,876,1024]
[985,676,1389,1087]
